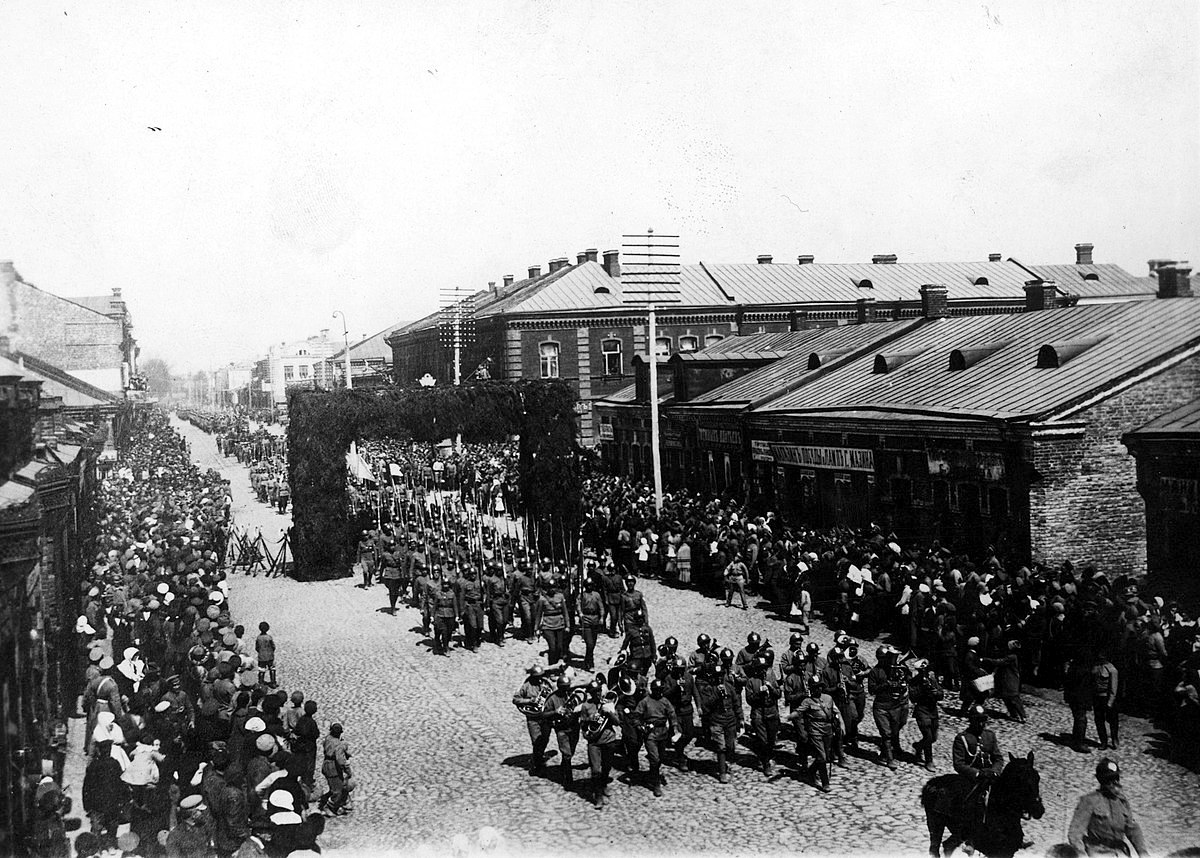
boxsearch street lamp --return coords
[332,310,352,390]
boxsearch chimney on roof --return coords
[503,274,514,289]
[856,297,877,324]
[872,254,897,265]
[488,281,497,294]
[577,252,588,265]
[0,260,15,284]
[1023,279,1058,312]
[920,284,949,319]
[1156,265,1193,299]
[788,310,809,331]
[0,335,10,353]
[797,254,815,265]
[988,253,1002,263]
[585,248,599,263]
[549,257,569,273]
[757,254,773,264]
[1147,259,1176,278]
[603,250,620,279]
[528,265,542,279]
[1075,243,1094,265]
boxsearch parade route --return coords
[172,418,1200,857]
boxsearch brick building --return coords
[388,243,1150,443]
[722,265,1199,573]
[1124,398,1200,607]
[1,260,138,395]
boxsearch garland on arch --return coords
[286,380,582,581]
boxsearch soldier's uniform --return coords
[1068,760,1148,857]
[949,713,1004,833]
[456,569,485,652]
[744,665,783,776]
[513,670,552,773]
[578,585,604,670]
[482,565,510,646]
[617,673,649,773]
[665,666,697,770]
[695,667,742,784]
[579,695,620,807]
[794,686,842,791]
[509,565,537,641]
[543,683,581,788]
[634,687,678,796]
[432,581,458,656]
[867,652,911,769]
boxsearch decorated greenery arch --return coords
[286,380,582,581]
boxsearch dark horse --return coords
[921,751,1045,858]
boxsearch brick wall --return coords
[7,279,124,375]
[1027,354,1200,574]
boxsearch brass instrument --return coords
[581,698,617,742]
[515,683,553,717]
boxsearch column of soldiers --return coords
[510,613,965,807]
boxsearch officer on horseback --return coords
[951,704,1004,845]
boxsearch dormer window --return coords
[948,343,1006,371]
[1036,338,1103,368]
[873,350,925,374]
[973,276,989,286]
[1083,273,1100,281]
[594,285,611,294]
[856,278,874,289]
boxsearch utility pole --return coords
[621,230,681,515]
[332,311,352,389]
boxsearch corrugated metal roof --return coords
[685,318,921,405]
[678,330,826,360]
[1129,398,1200,435]
[751,300,1200,422]
[491,261,729,315]
[1025,263,1157,299]
[702,261,1030,305]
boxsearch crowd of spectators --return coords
[577,478,1200,765]
[62,408,335,858]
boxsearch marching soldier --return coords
[578,681,620,808]
[665,656,697,771]
[602,561,624,637]
[909,658,944,771]
[867,644,911,769]
[482,562,510,647]
[696,662,742,784]
[623,619,656,675]
[456,564,485,652]
[431,574,459,656]
[578,575,605,669]
[513,665,553,774]
[744,655,782,776]
[735,632,765,679]
[544,676,581,789]
[793,675,843,792]
[1068,758,1149,857]
[616,673,648,775]
[619,575,650,634]
[509,560,537,642]
[535,579,570,666]
[634,679,679,796]
[842,643,870,751]
[818,647,849,768]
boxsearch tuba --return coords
[581,697,617,742]
[515,683,554,717]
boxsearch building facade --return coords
[267,332,337,405]
[388,242,1154,445]
[1,260,138,395]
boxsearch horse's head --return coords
[998,750,1045,821]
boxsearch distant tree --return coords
[141,357,172,394]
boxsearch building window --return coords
[678,335,699,353]
[601,339,622,376]
[284,365,295,381]
[655,337,672,358]
[298,349,308,356]
[539,342,560,378]
[704,334,724,347]
[299,365,309,379]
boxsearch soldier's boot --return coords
[560,761,573,788]
[762,755,773,777]
[819,763,831,793]
[880,739,896,770]
[651,764,663,797]
[717,752,731,784]
[675,750,690,772]
[591,776,605,808]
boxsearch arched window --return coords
[655,337,672,358]
[704,334,724,348]
[539,342,560,378]
[678,335,699,353]
[601,338,622,376]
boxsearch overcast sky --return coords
[3,1,1197,373]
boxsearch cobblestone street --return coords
[176,418,1200,857]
